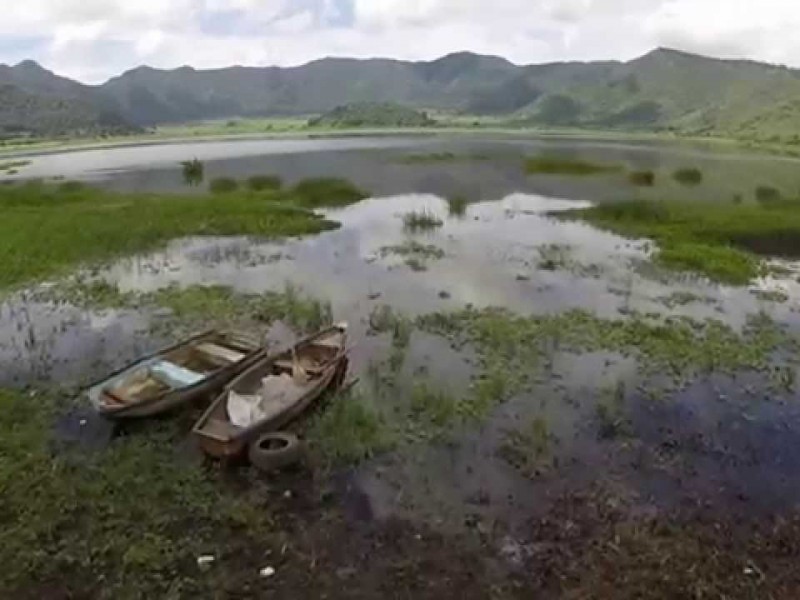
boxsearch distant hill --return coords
[0,61,134,137]
[5,49,800,140]
[308,102,435,128]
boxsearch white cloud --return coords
[1,0,800,83]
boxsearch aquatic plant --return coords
[180,158,204,186]
[755,185,781,205]
[447,195,469,217]
[567,198,800,284]
[380,241,445,261]
[0,160,31,172]
[292,177,369,207]
[628,170,656,186]
[306,389,395,468]
[247,175,282,191]
[209,177,239,194]
[526,156,622,176]
[0,182,343,291]
[402,210,444,232]
[672,167,703,185]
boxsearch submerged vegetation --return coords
[628,170,656,186]
[380,240,445,271]
[0,159,31,172]
[446,195,469,217]
[180,158,204,186]
[0,179,375,291]
[672,167,703,185]
[526,156,622,176]
[397,152,492,164]
[291,177,369,208]
[402,210,444,232]
[569,198,800,284]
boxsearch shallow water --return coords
[7,135,800,205]
[3,134,800,536]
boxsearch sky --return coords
[1,0,799,83]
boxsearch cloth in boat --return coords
[228,371,306,428]
[149,360,204,388]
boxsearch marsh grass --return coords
[397,152,492,164]
[447,195,469,217]
[0,180,366,291]
[402,210,443,232]
[628,170,656,186]
[306,389,395,468]
[209,177,239,194]
[180,158,204,186]
[595,381,633,439]
[673,167,703,185]
[247,175,282,191]
[500,416,556,477]
[0,390,273,596]
[568,198,800,284]
[755,185,781,205]
[292,177,369,207]
[526,156,623,176]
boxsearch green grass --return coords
[209,177,239,194]
[628,170,656,186]
[446,195,469,217]
[0,180,358,291]
[672,167,703,185]
[306,389,396,468]
[402,210,444,232]
[526,156,622,176]
[246,175,282,191]
[0,390,274,597]
[568,198,800,284]
[499,416,555,477]
[291,177,369,208]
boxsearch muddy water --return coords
[3,135,800,542]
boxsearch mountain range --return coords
[3,48,800,141]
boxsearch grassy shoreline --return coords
[0,178,366,293]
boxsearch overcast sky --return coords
[1,0,798,83]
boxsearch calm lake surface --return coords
[4,134,800,533]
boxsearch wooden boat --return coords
[88,330,265,419]
[192,324,348,458]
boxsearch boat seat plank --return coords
[196,342,246,365]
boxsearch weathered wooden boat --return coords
[192,324,348,458]
[88,330,265,419]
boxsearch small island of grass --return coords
[526,156,622,176]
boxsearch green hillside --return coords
[5,49,800,140]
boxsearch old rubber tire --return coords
[248,432,304,473]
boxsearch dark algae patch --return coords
[673,167,703,185]
[569,198,800,283]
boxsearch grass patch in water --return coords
[0,179,366,291]
[628,170,655,186]
[380,240,445,271]
[246,175,282,191]
[525,156,622,176]
[447,195,469,217]
[755,185,781,205]
[0,390,274,597]
[568,198,800,284]
[402,210,443,232]
[499,416,555,477]
[291,177,369,208]
[209,177,239,194]
[0,159,30,172]
[672,167,703,185]
[396,152,491,164]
